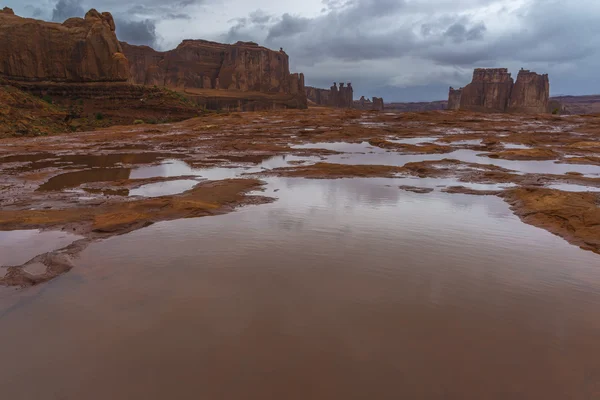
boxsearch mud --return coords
[2,108,600,285]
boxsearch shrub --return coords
[95,113,104,120]
[133,119,144,124]
[42,95,53,104]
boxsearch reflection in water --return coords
[37,168,132,191]
[1,178,600,399]
[9,152,177,172]
[129,180,200,197]
[0,230,82,265]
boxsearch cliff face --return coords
[507,70,549,113]
[0,8,128,82]
[447,87,462,110]
[121,40,304,95]
[459,68,513,112]
[449,68,549,114]
[306,82,353,108]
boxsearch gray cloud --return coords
[115,18,157,47]
[51,0,83,21]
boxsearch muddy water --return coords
[1,178,600,399]
[0,230,81,265]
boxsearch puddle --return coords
[131,155,317,181]
[35,155,316,193]
[445,139,482,146]
[2,177,599,398]
[129,180,200,197]
[37,168,132,191]
[503,143,532,150]
[397,177,514,191]
[301,142,600,176]
[0,152,54,164]
[292,142,386,153]
[0,230,82,266]
[9,152,178,172]
[547,183,600,192]
[387,137,440,145]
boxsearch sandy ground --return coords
[1,107,600,286]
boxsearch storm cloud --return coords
[7,0,600,101]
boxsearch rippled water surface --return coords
[1,177,600,399]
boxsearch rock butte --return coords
[449,68,549,114]
[306,83,384,110]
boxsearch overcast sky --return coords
[7,0,600,101]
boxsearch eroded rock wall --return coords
[0,9,128,82]
[447,87,462,110]
[122,40,302,95]
[459,68,514,112]
[508,69,549,113]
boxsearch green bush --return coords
[42,95,53,104]
[95,113,104,120]
[552,108,560,115]
[133,119,144,124]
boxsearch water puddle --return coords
[547,183,600,192]
[292,142,385,153]
[36,155,316,193]
[38,168,132,191]
[0,230,81,266]
[300,142,600,176]
[129,180,200,197]
[9,152,179,172]
[387,137,440,145]
[1,177,599,398]
[503,143,532,150]
[397,177,514,191]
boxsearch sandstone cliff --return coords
[448,68,550,114]
[459,68,514,112]
[121,40,304,95]
[0,9,128,82]
[507,69,549,113]
[447,87,462,110]
[305,83,354,108]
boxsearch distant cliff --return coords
[121,40,305,97]
[448,68,549,113]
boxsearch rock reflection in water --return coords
[0,178,599,399]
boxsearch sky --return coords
[5,0,600,101]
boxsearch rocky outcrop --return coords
[449,68,549,113]
[306,86,330,105]
[507,69,549,113]
[372,97,384,111]
[447,87,462,110]
[0,9,128,82]
[354,96,384,111]
[459,68,514,112]
[305,82,354,108]
[121,40,304,95]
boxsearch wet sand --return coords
[1,108,600,398]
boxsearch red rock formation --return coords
[507,69,549,113]
[305,86,330,105]
[447,87,462,110]
[0,9,129,82]
[459,68,514,112]
[122,40,302,94]
[372,97,384,111]
[449,68,550,114]
[354,96,384,110]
